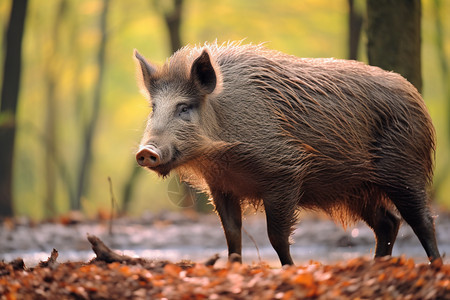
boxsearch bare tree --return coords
[121,0,185,213]
[75,0,109,209]
[164,0,184,54]
[153,0,184,54]
[366,0,422,93]
[431,0,450,192]
[348,0,363,60]
[42,0,68,217]
[121,166,142,214]
[0,0,28,217]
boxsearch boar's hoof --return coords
[228,253,242,264]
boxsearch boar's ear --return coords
[190,49,218,95]
[134,49,157,100]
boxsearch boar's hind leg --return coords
[386,187,441,264]
[211,191,243,262]
[358,205,400,257]
[263,199,295,266]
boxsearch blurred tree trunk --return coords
[153,0,184,54]
[164,0,183,54]
[0,0,28,217]
[366,0,422,93]
[122,0,185,214]
[431,0,450,193]
[75,0,109,210]
[43,0,68,218]
[65,4,82,208]
[121,166,142,214]
[348,0,363,60]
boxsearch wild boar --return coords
[134,42,441,266]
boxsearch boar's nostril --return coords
[136,146,161,168]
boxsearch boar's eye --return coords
[177,103,193,121]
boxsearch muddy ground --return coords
[1,209,449,266]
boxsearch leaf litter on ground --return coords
[0,234,449,300]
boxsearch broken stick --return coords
[38,248,59,269]
[87,234,134,263]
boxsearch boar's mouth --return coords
[155,148,183,177]
[152,165,173,177]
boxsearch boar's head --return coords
[134,49,222,177]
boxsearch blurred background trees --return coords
[0,0,28,217]
[367,0,422,92]
[0,0,449,220]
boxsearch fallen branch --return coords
[38,248,58,269]
[10,258,25,271]
[87,234,134,263]
[204,253,220,267]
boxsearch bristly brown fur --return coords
[135,41,440,265]
[156,41,435,227]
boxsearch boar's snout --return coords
[136,145,161,168]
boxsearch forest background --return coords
[1,0,449,220]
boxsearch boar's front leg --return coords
[211,190,242,262]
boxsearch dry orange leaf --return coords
[415,277,425,287]
[377,273,386,282]
[282,290,294,299]
[79,264,98,273]
[164,263,182,277]
[188,264,210,277]
[293,272,315,288]
[437,279,449,289]
[118,265,132,276]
